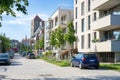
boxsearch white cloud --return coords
[4,17,31,25]
[3,13,49,25]
[57,3,73,9]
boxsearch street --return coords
[0,54,120,80]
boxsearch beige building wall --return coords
[74,0,120,62]
[45,7,73,52]
[74,0,99,53]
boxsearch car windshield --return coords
[0,54,8,58]
[84,54,97,58]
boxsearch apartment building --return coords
[31,15,44,40]
[45,7,73,55]
[31,15,44,54]
[74,0,120,63]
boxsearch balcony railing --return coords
[92,40,120,52]
[92,14,120,31]
[92,0,120,10]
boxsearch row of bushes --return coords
[39,51,70,67]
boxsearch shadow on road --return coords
[36,75,120,80]
[0,75,120,80]
[10,61,22,66]
[0,75,6,79]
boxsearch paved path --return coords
[0,53,120,80]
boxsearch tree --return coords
[55,27,64,48]
[0,0,29,26]
[39,37,44,49]
[50,31,56,47]
[64,21,76,47]
[35,40,39,51]
[0,35,10,52]
[64,21,77,58]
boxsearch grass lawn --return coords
[40,57,70,67]
[40,57,120,71]
[100,63,120,72]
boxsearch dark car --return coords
[21,51,26,57]
[9,51,14,59]
[0,53,11,65]
[27,53,35,59]
[71,53,99,69]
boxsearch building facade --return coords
[10,39,19,52]
[74,0,120,63]
[31,15,44,39]
[31,15,45,54]
[44,7,73,56]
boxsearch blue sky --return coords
[0,0,73,41]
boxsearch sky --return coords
[0,0,73,42]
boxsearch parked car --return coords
[27,53,35,59]
[9,50,14,59]
[21,51,26,57]
[0,53,12,65]
[71,53,99,69]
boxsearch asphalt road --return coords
[0,53,120,80]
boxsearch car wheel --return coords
[71,62,74,67]
[95,66,99,69]
[79,63,83,69]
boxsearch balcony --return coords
[92,14,120,31]
[92,0,120,10]
[92,40,120,52]
[46,26,52,32]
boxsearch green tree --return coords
[39,37,44,49]
[35,40,39,50]
[0,0,29,26]
[64,21,76,47]
[55,27,64,48]
[50,31,56,47]
[0,35,10,52]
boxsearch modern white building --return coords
[45,7,73,55]
[74,0,120,63]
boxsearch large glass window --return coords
[81,2,85,16]
[88,33,91,48]
[93,12,97,21]
[101,29,120,41]
[88,0,91,12]
[75,22,77,33]
[75,0,77,4]
[88,15,91,30]
[81,35,84,49]
[81,18,84,32]
[94,32,97,39]
[75,7,77,19]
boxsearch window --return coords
[88,0,91,12]
[75,0,77,4]
[81,2,85,16]
[94,32,96,39]
[88,15,91,30]
[81,35,84,49]
[75,22,77,33]
[88,34,91,48]
[75,7,78,19]
[81,18,84,32]
[93,12,97,21]
[61,15,66,24]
